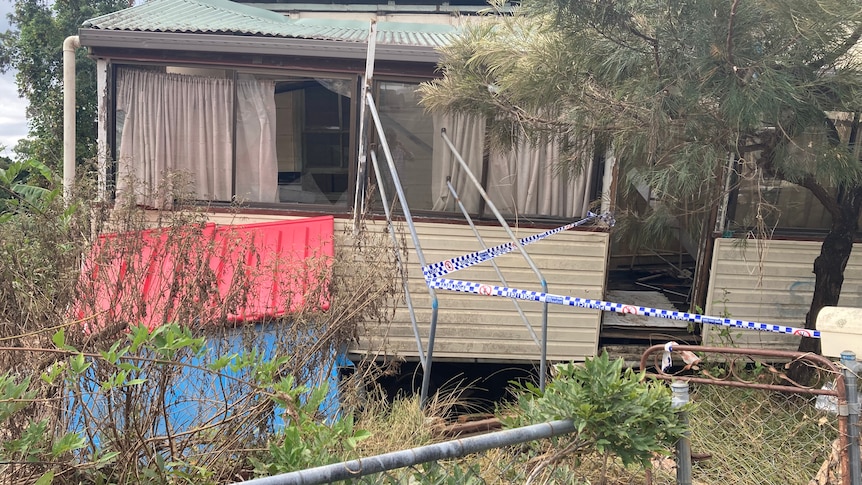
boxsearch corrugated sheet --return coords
[83,0,456,47]
[77,216,334,330]
[703,238,862,350]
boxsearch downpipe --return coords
[63,35,80,202]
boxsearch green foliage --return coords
[0,158,59,220]
[251,380,371,475]
[0,322,367,483]
[0,0,128,166]
[509,353,687,471]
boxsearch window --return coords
[727,115,862,234]
[112,65,597,219]
[374,81,436,210]
[113,66,354,207]
[373,80,597,219]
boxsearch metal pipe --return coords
[63,35,81,202]
[672,381,692,485]
[841,351,861,485]
[352,20,377,232]
[233,419,577,485]
[445,178,540,347]
[370,150,424,367]
[366,93,438,407]
[640,344,842,395]
[439,128,550,390]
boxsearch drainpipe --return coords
[63,35,80,202]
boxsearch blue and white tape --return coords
[427,277,820,339]
[423,212,611,279]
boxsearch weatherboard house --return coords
[66,0,862,390]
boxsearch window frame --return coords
[109,61,361,211]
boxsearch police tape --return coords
[422,212,611,279]
[426,277,821,339]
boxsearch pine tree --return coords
[420,0,862,357]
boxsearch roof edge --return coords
[78,28,442,63]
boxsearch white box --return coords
[817,306,862,358]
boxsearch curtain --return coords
[486,135,594,219]
[116,68,280,206]
[116,68,233,206]
[430,112,594,218]
[431,112,484,212]
[235,74,279,203]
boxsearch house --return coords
[67,0,860,396]
[69,0,612,397]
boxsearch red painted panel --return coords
[75,216,334,330]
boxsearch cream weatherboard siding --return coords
[703,238,862,350]
[351,220,609,363]
[206,213,609,363]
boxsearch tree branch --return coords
[809,24,862,71]
[796,174,841,219]
[726,0,740,68]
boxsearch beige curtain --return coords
[431,112,484,212]
[116,68,233,206]
[431,112,594,218]
[235,74,279,203]
[486,135,594,219]
[115,68,280,206]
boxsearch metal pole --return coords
[352,20,377,232]
[232,419,576,485]
[445,178,541,347]
[370,150,424,368]
[366,93,438,407]
[842,351,861,485]
[671,380,692,485]
[439,128,550,390]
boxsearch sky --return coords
[0,0,29,159]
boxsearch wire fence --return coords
[643,345,850,485]
[685,383,839,484]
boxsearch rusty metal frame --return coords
[640,344,849,485]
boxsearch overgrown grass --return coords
[0,170,403,483]
[342,379,839,485]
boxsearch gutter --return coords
[63,35,80,202]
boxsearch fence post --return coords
[841,351,861,485]
[672,380,692,485]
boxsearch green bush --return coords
[506,352,688,482]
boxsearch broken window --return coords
[373,80,596,219]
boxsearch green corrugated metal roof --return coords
[82,0,457,47]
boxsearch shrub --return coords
[506,352,688,483]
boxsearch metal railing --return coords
[641,344,857,485]
[362,93,591,404]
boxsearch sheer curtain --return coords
[486,135,594,219]
[115,68,279,206]
[431,113,594,218]
[431,112,484,212]
[116,68,233,206]
[235,74,278,203]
